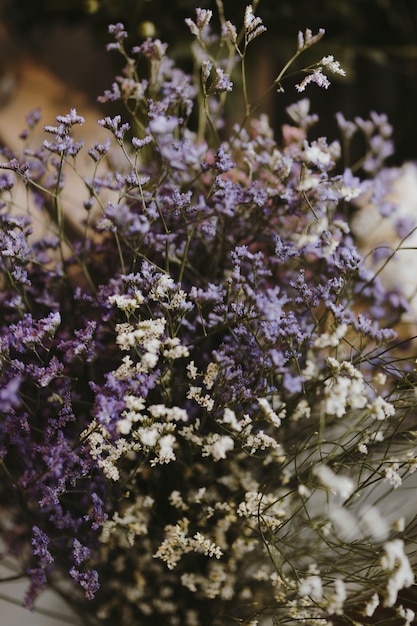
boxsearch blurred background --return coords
[1,0,417,162]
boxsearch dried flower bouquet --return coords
[1,5,416,625]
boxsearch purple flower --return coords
[0,375,21,412]
[24,568,47,609]
[69,567,99,600]
[213,144,236,173]
[98,115,130,141]
[108,23,127,38]
[0,13,413,626]
[208,68,233,94]
[31,526,54,566]
[72,539,91,566]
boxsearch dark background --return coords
[1,0,417,164]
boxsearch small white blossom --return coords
[245,430,280,454]
[163,337,190,360]
[384,460,402,489]
[186,360,198,379]
[169,490,189,511]
[85,421,131,481]
[364,593,380,617]
[258,397,282,427]
[221,407,242,432]
[298,484,311,497]
[381,539,414,607]
[203,362,219,390]
[313,464,354,500]
[320,55,346,76]
[222,20,237,44]
[326,578,346,615]
[201,60,213,85]
[358,506,389,541]
[297,27,325,51]
[244,5,267,43]
[149,115,179,135]
[368,396,395,420]
[397,605,415,625]
[314,323,348,348]
[124,394,146,412]
[139,426,159,448]
[187,386,214,411]
[292,398,311,421]
[298,575,323,602]
[108,290,144,313]
[329,505,358,542]
[304,144,332,167]
[202,434,234,461]
[296,68,331,93]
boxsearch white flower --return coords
[163,337,190,360]
[323,375,350,417]
[124,395,146,412]
[313,464,355,500]
[364,593,380,617]
[203,362,219,390]
[297,27,325,51]
[329,505,358,542]
[296,67,331,92]
[398,605,415,626]
[298,484,311,497]
[187,386,214,411]
[304,144,332,167]
[326,578,346,615]
[292,398,311,421]
[298,575,323,602]
[139,426,159,448]
[245,430,280,454]
[258,397,282,427]
[149,116,178,135]
[222,20,237,44]
[108,290,144,312]
[381,539,414,607]
[314,323,348,348]
[222,407,242,432]
[320,55,346,76]
[368,396,396,420]
[384,461,402,489]
[201,60,213,84]
[244,5,267,43]
[358,505,389,541]
[202,434,234,461]
[187,360,198,380]
[157,434,176,464]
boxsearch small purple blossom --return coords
[98,115,130,141]
[208,68,233,94]
[31,526,54,566]
[69,567,99,600]
[0,376,21,412]
[133,37,168,60]
[213,144,236,173]
[106,23,128,50]
[185,8,213,36]
[72,539,91,565]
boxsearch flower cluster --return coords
[1,4,417,626]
